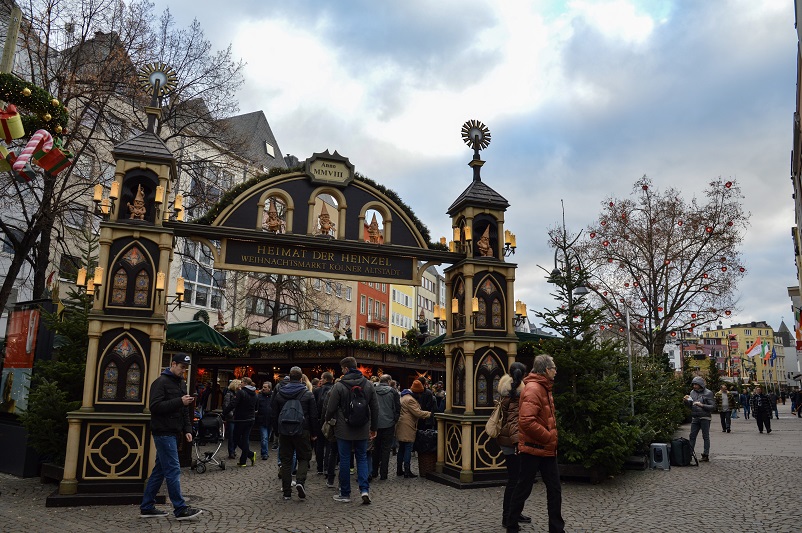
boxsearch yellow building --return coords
[701,321,783,386]
[389,284,415,345]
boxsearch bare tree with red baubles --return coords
[576,176,749,363]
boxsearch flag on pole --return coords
[762,340,771,363]
[770,346,777,367]
[745,338,762,358]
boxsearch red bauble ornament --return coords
[677,220,683,226]
[691,313,697,319]
[601,221,607,226]
[615,312,621,317]
[608,258,613,263]
[624,282,630,287]
[658,307,663,312]
[642,185,648,191]
[671,331,677,337]
[590,232,596,238]
[664,260,671,265]
[619,327,625,333]
[721,266,727,272]
[638,318,644,323]
[725,181,732,188]
[720,257,727,262]
[609,202,614,207]
[706,227,713,233]
[725,310,732,316]
[602,291,607,296]
[727,221,733,226]
[600,325,605,330]
[603,240,609,246]
[703,273,708,279]
[703,286,709,291]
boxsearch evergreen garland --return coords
[0,73,69,135]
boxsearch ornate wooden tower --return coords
[53,65,181,505]
[436,121,518,485]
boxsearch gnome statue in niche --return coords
[367,213,382,243]
[127,184,147,220]
[263,197,285,233]
[476,225,493,257]
[317,202,336,237]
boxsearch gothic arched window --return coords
[476,353,504,407]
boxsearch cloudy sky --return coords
[157,0,798,332]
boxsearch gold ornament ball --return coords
[55,125,62,133]
[21,87,31,96]
[51,98,59,106]
[43,113,51,121]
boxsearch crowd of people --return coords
[216,357,447,505]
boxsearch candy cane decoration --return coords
[12,129,53,181]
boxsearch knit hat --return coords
[411,380,424,393]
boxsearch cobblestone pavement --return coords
[1,412,800,533]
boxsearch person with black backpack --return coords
[271,366,317,501]
[324,357,379,505]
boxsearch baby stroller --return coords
[191,409,226,473]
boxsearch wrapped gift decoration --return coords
[33,146,71,176]
[0,105,25,143]
[0,144,11,172]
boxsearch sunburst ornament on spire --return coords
[461,119,491,151]
[137,62,178,97]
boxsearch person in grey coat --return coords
[324,357,379,505]
[683,376,715,461]
[371,374,400,480]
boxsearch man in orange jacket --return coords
[506,354,564,533]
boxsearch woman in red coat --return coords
[505,354,564,533]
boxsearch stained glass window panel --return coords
[102,362,118,399]
[133,271,149,306]
[492,299,502,328]
[123,247,145,266]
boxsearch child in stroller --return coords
[192,407,226,473]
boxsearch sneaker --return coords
[261,455,268,460]
[700,455,709,462]
[333,493,351,503]
[361,491,371,505]
[250,452,257,466]
[296,484,306,499]
[326,481,335,488]
[139,508,168,518]
[283,494,292,501]
[175,507,203,521]
[291,480,297,487]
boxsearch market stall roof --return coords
[166,320,236,348]
[420,330,555,348]
[250,328,336,345]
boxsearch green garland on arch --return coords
[0,73,69,135]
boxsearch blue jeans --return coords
[689,417,711,456]
[337,439,369,496]
[227,421,236,457]
[259,425,271,457]
[141,434,186,516]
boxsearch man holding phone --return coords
[140,353,203,521]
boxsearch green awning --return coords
[166,321,237,347]
[250,328,336,345]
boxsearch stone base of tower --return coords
[47,411,159,507]
[428,412,507,488]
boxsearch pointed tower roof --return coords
[778,320,790,333]
[448,119,509,215]
[447,179,509,216]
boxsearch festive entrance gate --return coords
[53,66,519,504]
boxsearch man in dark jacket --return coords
[751,385,773,433]
[684,376,715,462]
[372,374,400,480]
[256,382,272,460]
[271,366,316,500]
[324,357,379,505]
[314,372,334,475]
[140,354,203,521]
[223,376,258,467]
[416,377,436,430]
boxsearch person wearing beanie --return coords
[683,376,715,462]
[395,382,431,478]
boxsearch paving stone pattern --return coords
[1,413,800,532]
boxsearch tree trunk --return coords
[32,174,56,299]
